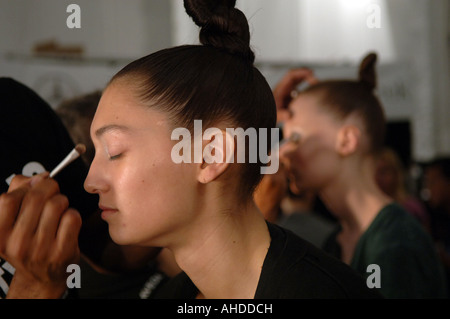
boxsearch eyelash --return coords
[109,154,122,161]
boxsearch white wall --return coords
[173,0,450,162]
[0,0,172,58]
[385,0,450,161]
[1,0,449,161]
[0,0,172,108]
[171,0,395,64]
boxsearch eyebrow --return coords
[95,124,131,138]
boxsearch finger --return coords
[34,194,69,254]
[274,68,317,110]
[7,172,49,193]
[14,176,60,232]
[0,188,29,257]
[305,74,319,86]
[1,175,32,238]
[54,208,82,264]
[284,68,314,87]
[7,175,31,193]
[9,178,61,257]
[275,68,314,95]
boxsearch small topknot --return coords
[184,0,255,64]
[358,52,378,91]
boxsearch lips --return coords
[99,204,118,219]
[99,204,117,212]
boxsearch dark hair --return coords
[109,0,276,199]
[56,90,102,166]
[301,52,386,155]
[426,157,450,181]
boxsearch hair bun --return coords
[358,52,377,91]
[184,0,255,63]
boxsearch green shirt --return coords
[324,203,448,298]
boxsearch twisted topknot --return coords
[358,52,378,91]
[184,0,255,64]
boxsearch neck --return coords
[320,156,393,236]
[168,193,271,299]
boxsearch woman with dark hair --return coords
[1,0,381,299]
[279,53,448,298]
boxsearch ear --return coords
[336,125,360,156]
[197,129,234,184]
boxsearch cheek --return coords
[111,151,197,245]
[116,153,186,212]
[292,136,339,186]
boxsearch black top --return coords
[152,222,383,299]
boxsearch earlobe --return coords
[198,160,230,184]
[197,129,234,184]
[336,125,360,156]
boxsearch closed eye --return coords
[109,154,122,161]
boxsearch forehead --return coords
[289,93,323,114]
[288,94,333,125]
[95,82,139,118]
[91,82,169,137]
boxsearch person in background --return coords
[56,91,102,167]
[278,186,336,249]
[277,52,448,298]
[254,171,336,249]
[256,66,336,248]
[375,147,431,232]
[423,157,450,294]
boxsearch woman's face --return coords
[424,167,450,209]
[281,93,343,191]
[84,81,197,247]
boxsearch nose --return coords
[84,157,109,194]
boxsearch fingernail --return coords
[30,172,49,186]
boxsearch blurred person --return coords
[255,171,336,248]
[278,52,448,298]
[253,162,289,224]
[56,90,102,166]
[0,0,382,299]
[375,147,431,232]
[278,186,336,249]
[423,157,450,293]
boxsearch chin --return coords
[108,227,136,246]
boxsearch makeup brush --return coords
[49,143,86,178]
